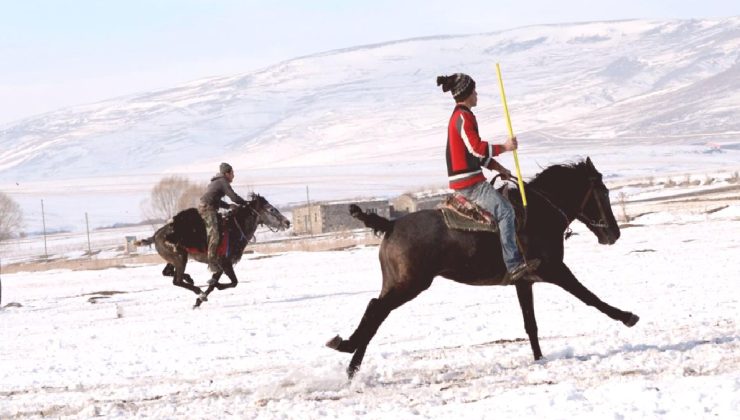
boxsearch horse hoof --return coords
[347,365,360,380]
[326,335,343,350]
[624,313,640,327]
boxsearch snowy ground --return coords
[1,206,739,419]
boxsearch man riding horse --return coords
[198,162,248,273]
[437,73,539,283]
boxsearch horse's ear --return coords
[585,156,595,170]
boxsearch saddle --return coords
[169,208,232,256]
[438,184,525,233]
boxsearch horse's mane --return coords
[528,160,595,189]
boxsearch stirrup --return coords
[207,260,221,273]
[504,258,541,284]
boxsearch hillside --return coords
[1,18,739,230]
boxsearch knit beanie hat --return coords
[219,162,233,174]
[436,73,476,101]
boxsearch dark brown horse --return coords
[136,193,290,308]
[327,157,639,378]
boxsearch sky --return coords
[1,0,738,125]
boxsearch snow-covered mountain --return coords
[2,18,739,230]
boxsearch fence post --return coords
[85,212,92,255]
[41,199,48,260]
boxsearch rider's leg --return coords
[460,182,523,269]
[199,206,221,273]
[459,182,537,282]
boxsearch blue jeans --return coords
[459,181,523,271]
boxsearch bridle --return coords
[240,200,283,233]
[575,179,610,230]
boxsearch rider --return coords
[198,162,248,272]
[437,73,539,283]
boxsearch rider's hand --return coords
[502,136,518,152]
[500,168,513,180]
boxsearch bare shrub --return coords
[679,174,691,187]
[728,171,740,184]
[0,192,23,240]
[617,192,631,222]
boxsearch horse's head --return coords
[531,157,620,245]
[574,157,620,245]
[243,193,291,232]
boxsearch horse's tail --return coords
[349,204,394,236]
[133,236,155,247]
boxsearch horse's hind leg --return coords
[163,263,194,285]
[171,256,202,296]
[548,262,639,326]
[162,263,175,277]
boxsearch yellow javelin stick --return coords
[496,63,527,207]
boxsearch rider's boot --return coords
[503,258,541,284]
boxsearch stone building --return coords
[390,190,449,217]
[292,199,391,235]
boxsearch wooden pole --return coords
[306,186,313,236]
[496,63,528,207]
[41,199,48,259]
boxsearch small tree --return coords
[0,192,23,240]
[145,176,204,221]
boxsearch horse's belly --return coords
[442,272,507,286]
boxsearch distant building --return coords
[292,199,391,235]
[390,190,450,217]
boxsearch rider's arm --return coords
[457,112,502,169]
[222,180,248,205]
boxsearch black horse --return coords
[327,157,639,378]
[136,193,290,308]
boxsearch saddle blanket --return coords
[185,226,230,256]
[439,193,499,233]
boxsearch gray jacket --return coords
[199,174,248,209]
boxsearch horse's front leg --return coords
[547,262,639,327]
[213,262,238,291]
[193,270,222,309]
[515,282,543,360]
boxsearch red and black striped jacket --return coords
[445,105,502,190]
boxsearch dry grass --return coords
[2,254,163,274]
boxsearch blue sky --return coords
[1,0,737,124]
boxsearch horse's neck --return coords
[230,213,258,251]
[529,175,586,223]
